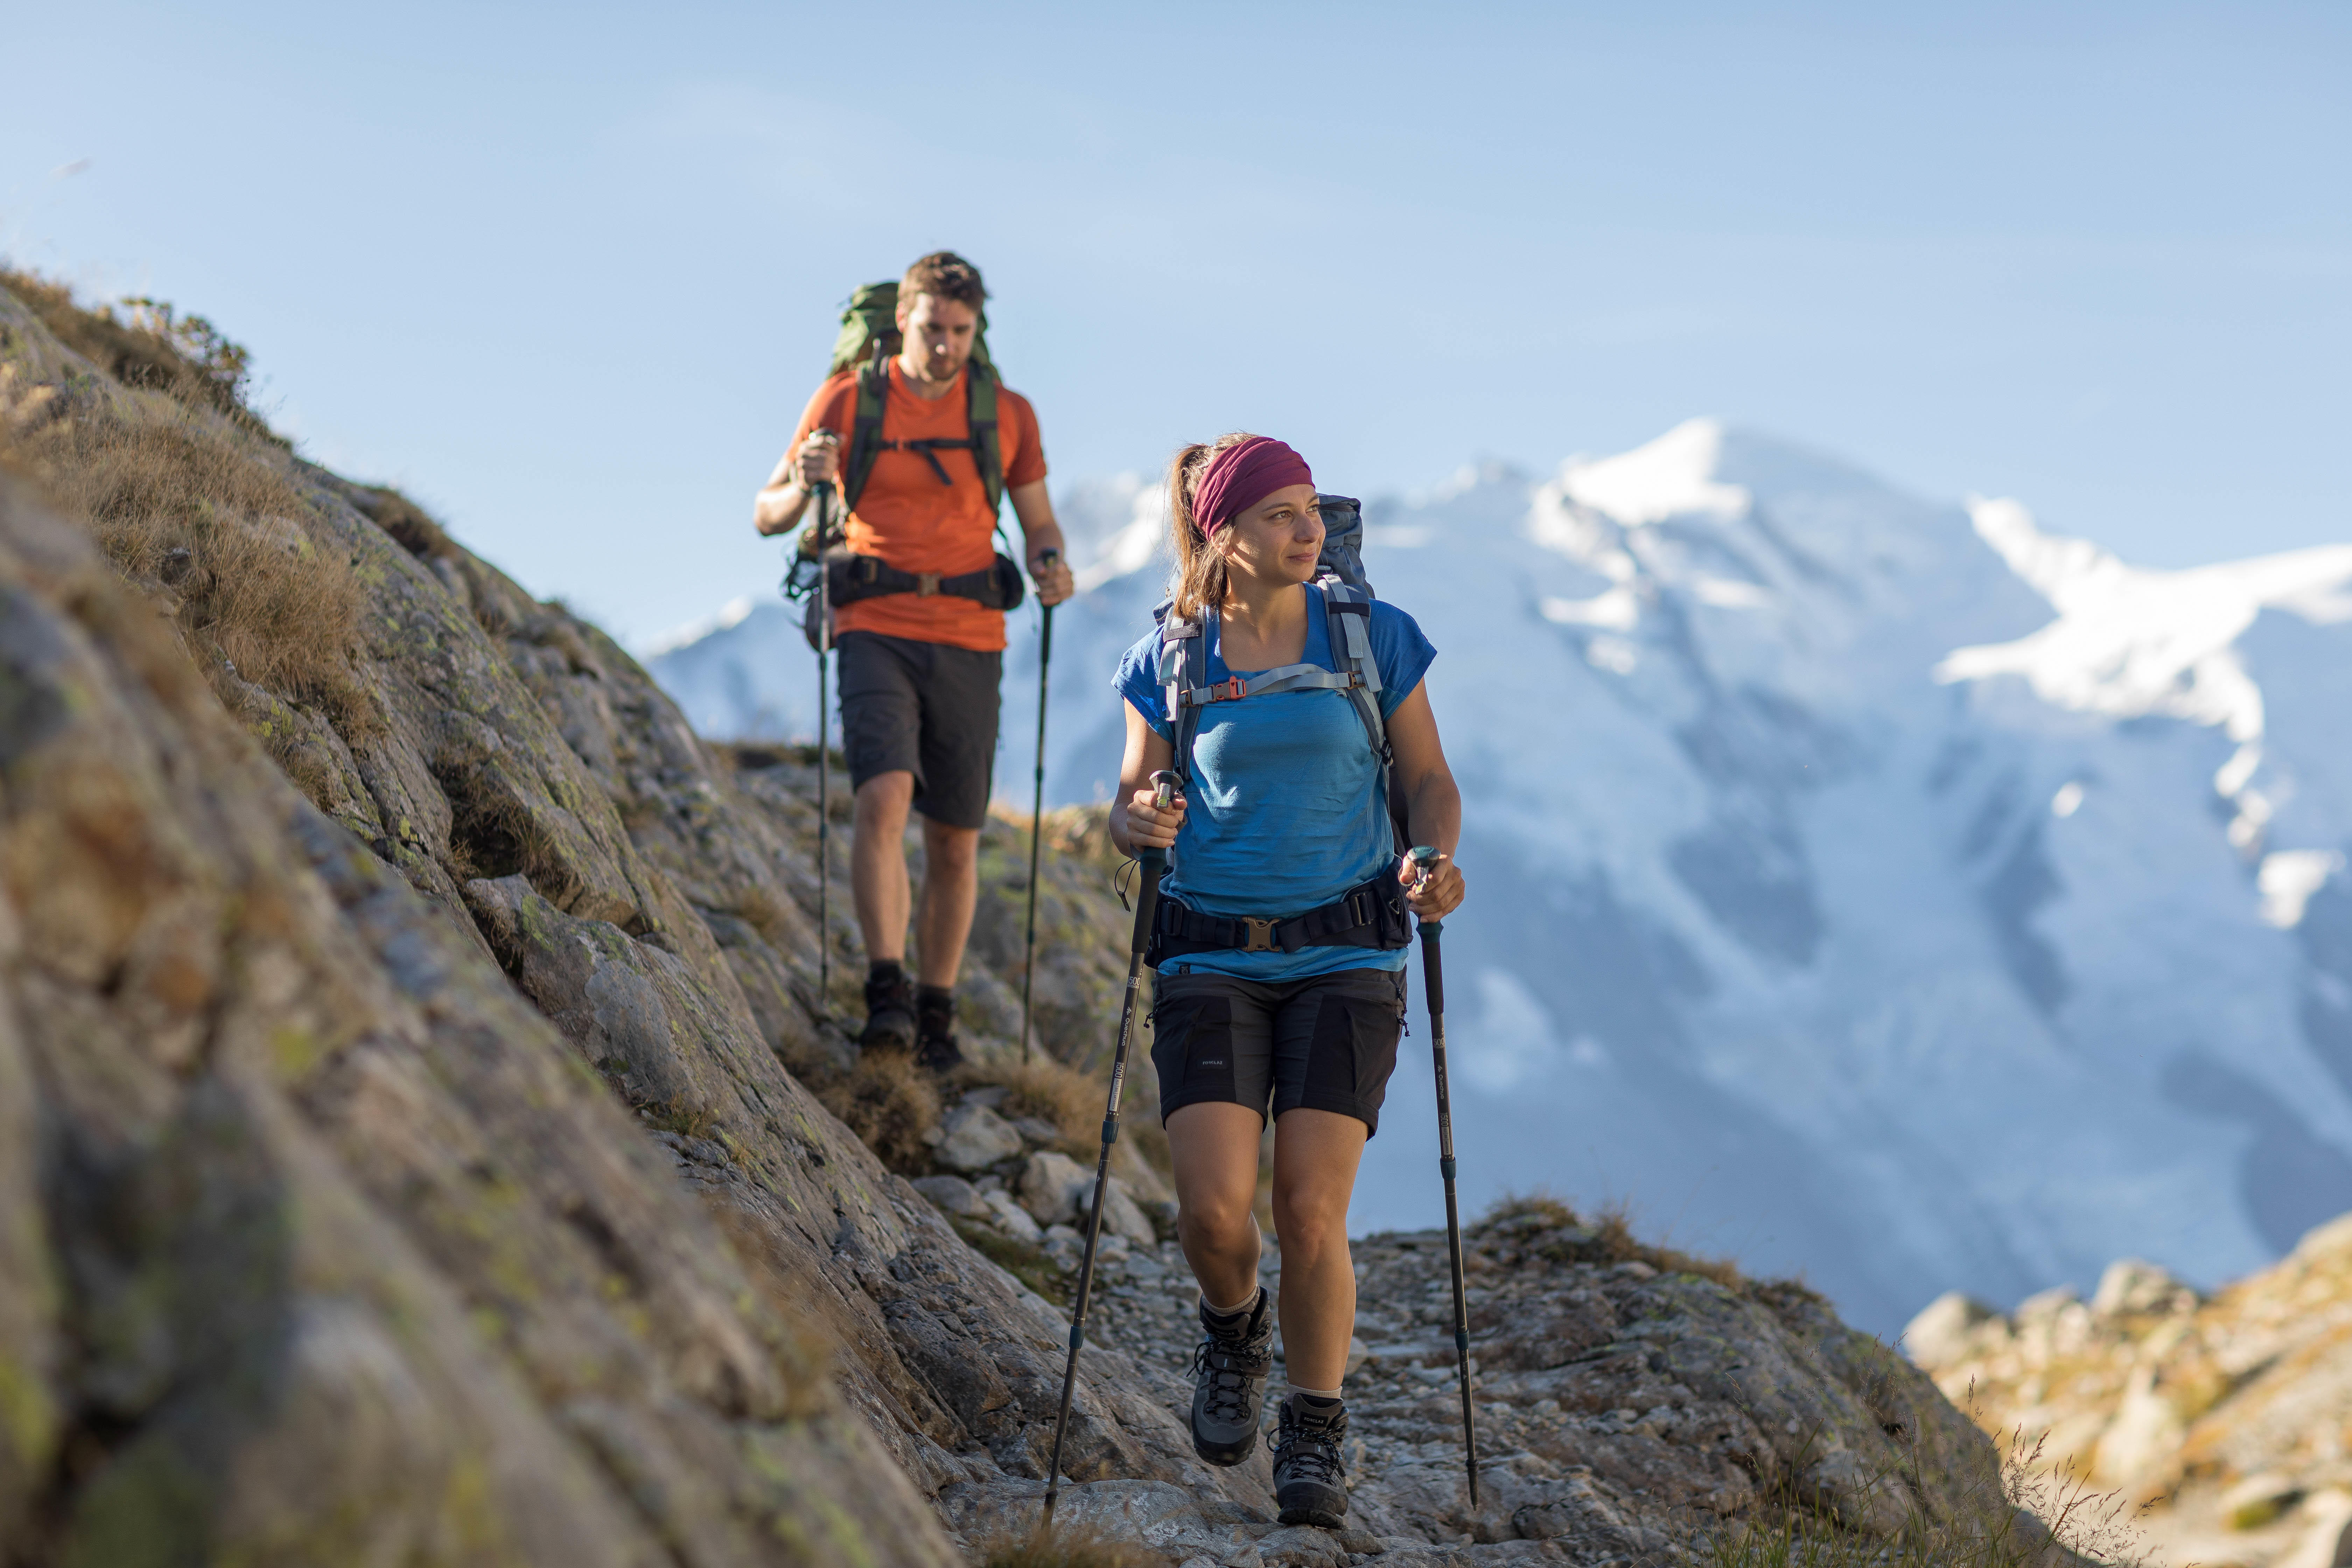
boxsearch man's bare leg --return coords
[851,771,915,964]
[915,816,980,988]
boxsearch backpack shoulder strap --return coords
[966,363,1005,517]
[842,352,892,512]
[1157,604,1205,786]
[1317,579,1392,766]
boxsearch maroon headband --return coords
[1192,437,1314,538]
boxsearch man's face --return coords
[896,293,979,381]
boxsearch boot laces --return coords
[1276,1407,1347,1486]
[1191,1336,1263,1426]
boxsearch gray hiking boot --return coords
[860,967,916,1052]
[1188,1287,1273,1465]
[1272,1394,1349,1528]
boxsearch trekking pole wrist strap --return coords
[1146,872,1410,964]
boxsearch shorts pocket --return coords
[1304,980,1405,1106]
[1150,989,1237,1109]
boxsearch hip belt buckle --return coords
[915,572,942,596]
[1240,916,1279,953]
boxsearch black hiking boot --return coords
[860,964,916,1053]
[1272,1393,1349,1528]
[913,984,964,1074]
[1188,1287,1273,1465]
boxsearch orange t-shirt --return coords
[786,363,1047,651]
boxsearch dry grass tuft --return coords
[1479,1189,1750,1292]
[639,1098,722,1143]
[3,268,269,432]
[350,483,458,562]
[954,1054,1101,1149]
[816,1049,941,1174]
[974,1522,1156,1568]
[0,272,377,755]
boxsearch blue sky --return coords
[5,1,2345,646]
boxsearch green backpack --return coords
[827,281,1005,517]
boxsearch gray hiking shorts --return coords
[1149,966,1409,1136]
[836,631,1001,831]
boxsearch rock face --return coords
[1907,1212,2352,1568]
[0,274,2039,1564]
[1032,1203,2016,1565]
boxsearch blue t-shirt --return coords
[1113,587,1436,980]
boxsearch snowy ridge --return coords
[650,420,2352,1333]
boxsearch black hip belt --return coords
[827,551,1025,612]
[1147,872,1410,967]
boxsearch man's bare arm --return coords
[752,430,840,538]
[1008,478,1075,606]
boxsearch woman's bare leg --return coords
[1166,1102,1266,1307]
[1269,1107,1369,1391]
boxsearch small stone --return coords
[1010,1114,1065,1145]
[911,1174,986,1219]
[2221,1472,2300,1531]
[980,1187,1043,1242]
[961,1084,1011,1110]
[936,1101,1024,1173]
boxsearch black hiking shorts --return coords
[836,631,1001,831]
[1149,966,1408,1136]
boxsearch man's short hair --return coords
[901,251,988,310]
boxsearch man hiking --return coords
[754,251,1074,1069]
[1110,433,1466,1530]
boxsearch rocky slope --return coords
[0,274,2042,1565]
[1908,1212,2352,1568]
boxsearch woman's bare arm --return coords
[1384,681,1466,919]
[1110,703,1184,855]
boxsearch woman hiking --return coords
[1110,434,1466,1530]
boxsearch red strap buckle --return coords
[1214,676,1247,702]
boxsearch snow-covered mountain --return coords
[649,422,2352,1334]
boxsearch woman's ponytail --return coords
[1167,432,1258,620]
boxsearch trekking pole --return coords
[1408,844,1479,1507]
[811,479,834,1014]
[1043,767,1181,1528]
[1018,550,1061,1066]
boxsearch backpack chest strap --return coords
[1176,663,1365,708]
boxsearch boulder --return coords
[1903,1290,1998,1368]
[1089,1177,1158,1249]
[2091,1258,2196,1317]
[936,1101,1024,1173]
[1018,1150,1090,1223]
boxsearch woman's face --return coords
[1212,483,1323,588]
